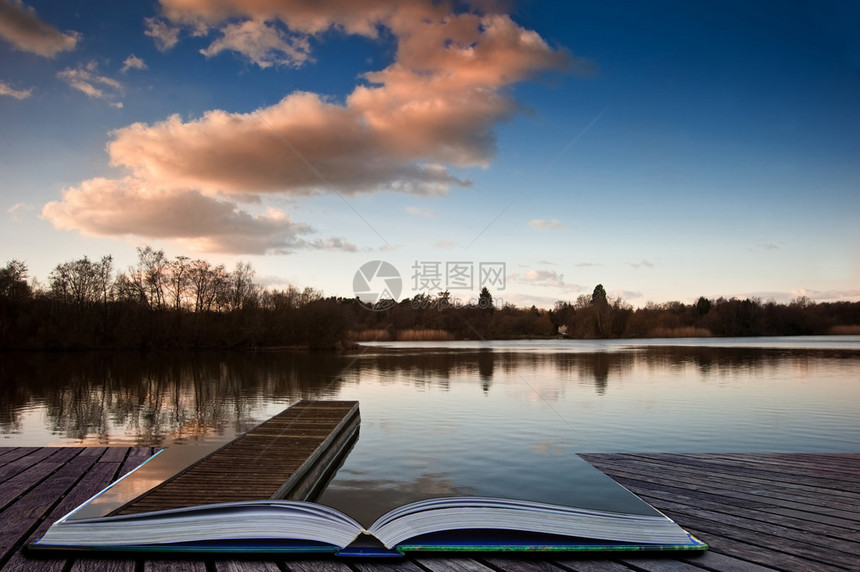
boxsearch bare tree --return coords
[166,256,191,312]
[0,260,31,300]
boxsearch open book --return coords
[30,400,706,556]
[30,448,706,556]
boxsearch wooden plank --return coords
[143,560,208,571]
[0,448,41,466]
[213,560,282,572]
[0,447,66,484]
[69,558,136,572]
[116,400,359,514]
[97,447,131,463]
[353,560,426,572]
[582,456,860,522]
[639,454,860,495]
[614,558,705,571]
[0,448,83,511]
[678,523,847,572]
[617,478,860,541]
[589,455,860,507]
[285,560,354,572]
[415,557,497,572]
[583,455,858,572]
[1,449,135,572]
[670,550,778,572]
[483,556,599,571]
[1,553,68,572]
[0,449,102,562]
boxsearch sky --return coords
[1,0,859,309]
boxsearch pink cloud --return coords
[41,177,325,254]
[199,19,312,68]
[0,0,78,57]
[46,1,574,254]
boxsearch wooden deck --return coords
[1,448,857,571]
[118,400,360,514]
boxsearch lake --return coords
[2,337,858,453]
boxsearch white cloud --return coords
[509,268,581,292]
[200,19,311,68]
[0,79,31,99]
[7,201,34,221]
[790,288,860,303]
[0,0,78,57]
[121,54,148,72]
[435,240,457,249]
[145,17,180,51]
[57,61,123,105]
[528,218,564,230]
[627,259,655,269]
[611,289,642,300]
[310,237,358,252]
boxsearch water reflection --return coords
[0,351,349,446]
[1,339,858,451]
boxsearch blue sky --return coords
[1,0,858,308]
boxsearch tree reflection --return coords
[2,345,857,444]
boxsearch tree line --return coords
[1,250,858,351]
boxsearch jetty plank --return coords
[116,400,359,514]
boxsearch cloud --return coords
[7,201,34,221]
[145,17,180,51]
[121,54,148,72]
[41,177,325,254]
[158,0,397,36]
[501,292,560,309]
[0,79,31,99]
[105,3,569,197]
[406,206,436,217]
[310,237,358,252]
[509,268,581,292]
[790,288,860,303]
[528,218,564,230]
[612,289,642,300]
[199,19,312,68]
[106,91,472,196]
[627,259,655,269]
[522,269,562,283]
[48,1,572,254]
[435,240,457,249]
[57,61,123,104]
[0,0,78,57]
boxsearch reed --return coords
[648,327,713,338]
[348,329,392,341]
[396,329,455,341]
[828,325,860,335]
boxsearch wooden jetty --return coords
[1,447,856,571]
[117,400,360,514]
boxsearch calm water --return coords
[2,337,858,454]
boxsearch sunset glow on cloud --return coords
[0,0,77,57]
[41,0,570,253]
